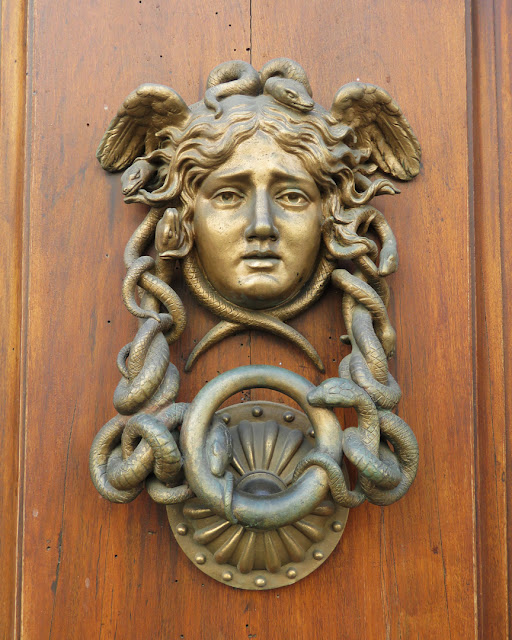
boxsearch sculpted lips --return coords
[242,249,281,269]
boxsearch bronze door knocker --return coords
[89,58,420,590]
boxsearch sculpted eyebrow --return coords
[206,169,252,182]
[268,168,315,184]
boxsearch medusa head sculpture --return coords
[90,59,420,590]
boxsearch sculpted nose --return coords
[245,189,279,241]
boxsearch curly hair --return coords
[131,95,397,257]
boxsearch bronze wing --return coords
[330,82,420,180]
[96,83,190,172]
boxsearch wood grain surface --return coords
[0,0,27,637]
[472,1,512,637]
[250,3,474,639]
[2,0,510,638]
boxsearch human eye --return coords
[275,189,309,207]
[211,188,244,207]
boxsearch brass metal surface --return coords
[180,366,343,529]
[167,401,349,590]
[89,57,421,589]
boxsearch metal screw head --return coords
[254,576,267,588]
[331,521,343,532]
[195,553,206,565]
[176,523,188,536]
[221,413,230,424]
[307,427,315,437]
[286,568,297,579]
[313,550,324,561]
[283,411,295,422]
[222,571,233,581]
[252,406,263,417]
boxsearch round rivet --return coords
[283,411,295,423]
[313,550,324,561]
[254,576,267,588]
[222,571,233,582]
[221,413,230,424]
[307,428,315,438]
[176,523,188,536]
[195,553,206,565]
[252,406,263,417]
[331,521,343,532]
[286,568,297,579]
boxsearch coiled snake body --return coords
[90,208,191,504]
[183,250,334,371]
[294,241,419,506]
[205,58,315,117]
[91,59,419,516]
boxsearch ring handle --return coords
[180,365,343,530]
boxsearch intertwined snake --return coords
[293,251,419,506]
[90,201,418,509]
[90,58,419,513]
[182,249,334,372]
[89,208,192,504]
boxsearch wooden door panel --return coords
[250,3,473,638]
[472,1,512,636]
[3,0,510,638]
[1,1,26,635]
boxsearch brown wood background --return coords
[1,0,510,638]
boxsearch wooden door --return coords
[2,0,510,637]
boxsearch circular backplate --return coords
[167,401,349,590]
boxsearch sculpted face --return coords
[192,132,323,309]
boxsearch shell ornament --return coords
[167,402,349,589]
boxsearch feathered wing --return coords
[96,84,191,172]
[331,82,420,180]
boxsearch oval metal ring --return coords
[180,365,343,529]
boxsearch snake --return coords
[300,222,417,505]
[303,377,416,504]
[354,255,390,307]
[348,347,402,409]
[101,206,185,417]
[184,251,334,371]
[182,252,326,372]
[91,202,189,501]
[145,477,195,504]
[259,58,313,96]
[332,268,396,357]
[263,77,314,113]
[350,307,389,384]
[323,206,398,277]
[110,206,187,416]
[122,256,186,344]
[363,410,419,505]
[307,377,400,488]
[204,58,315,118]
[293,451,365,508]
[122,209,187,344]
[107,411,182,490]
[89,414,142,503]
[204,61,262,117]
[91,401,190,498]
[113,317,173,415]
[337,274,401,410]
[260,59,315,113]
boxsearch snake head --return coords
[121,159,156,197]
[307,377,358,408]
[155,207,186,257]
[206,418,233,477]
[264,77,314,112]
[378,244,399,276]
